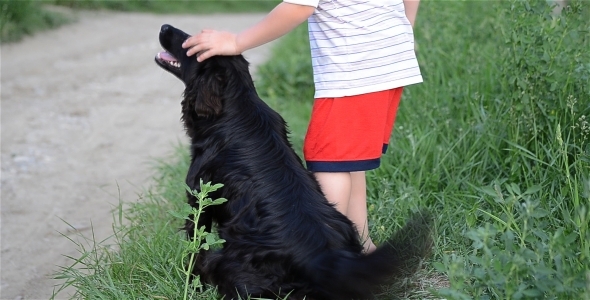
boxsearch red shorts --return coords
[303,87,403,172]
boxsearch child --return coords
[183,0,422,253]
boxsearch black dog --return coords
[155,24,432,300]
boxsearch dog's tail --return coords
[308,210,434,300]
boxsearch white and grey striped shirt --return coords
[284,0,423,98]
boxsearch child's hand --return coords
[182,29,239,62]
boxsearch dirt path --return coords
[1,11,274,300]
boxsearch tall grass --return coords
[260,0,590,298]
[54,0,589,299]
[53,147,209,299]
[401,1,590,298]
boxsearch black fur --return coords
[155,24,433,300]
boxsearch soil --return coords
[1,10,275,300]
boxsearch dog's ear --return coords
[185,67,225,118]
[196,73,224,117]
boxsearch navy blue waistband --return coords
[306,158,381,172]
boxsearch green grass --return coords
[0,0,71,43]
[0,0,279,43]
[54,0,589,299]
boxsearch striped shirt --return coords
[284,0,423,98]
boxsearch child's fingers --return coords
[196,50,214,62]
[183,29,237,61]
[186,43,203,57]
[184,37,207,57]
[184,31,215,58]
[182,35,197,49]
[182,29,212,47]
[182,30,210,58]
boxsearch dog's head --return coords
[155,24,195,81]
[156,24,249,119]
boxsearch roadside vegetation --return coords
[258,1,590,298]
[0,0,70,43]
[0,0,278,42]
[51,0,589,299]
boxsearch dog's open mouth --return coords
[156,51,180,69]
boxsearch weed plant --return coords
[54,0,589,299]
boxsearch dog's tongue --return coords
[158,51,177,62]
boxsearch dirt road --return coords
[1,11,274,299]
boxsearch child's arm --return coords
[183,2,315,62]
[403,0,420,27]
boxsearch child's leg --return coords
[304,90,403,254]
[314,172,351,214]
[348,171,376,253]
[314,171,376,253]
